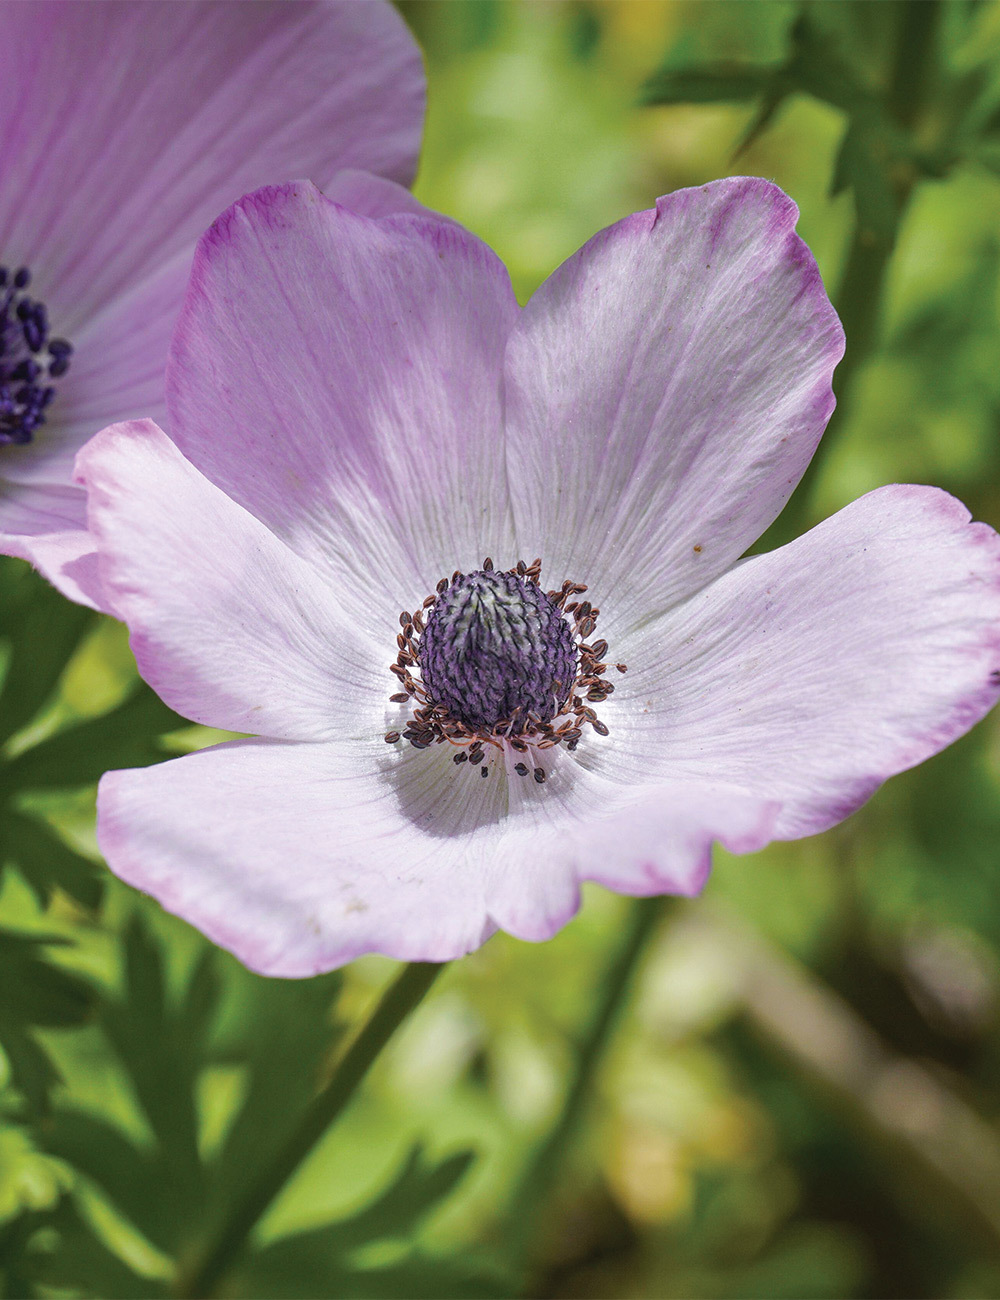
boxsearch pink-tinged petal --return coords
[167,182,519,632]
[323,169,458,223]
[98,740,511,977]
[618,485,1000,839]
[0,1,424,327]
[503,178,844,636]
[97,737,779,975]
[77,421,384,742]
[489,772,780,937]
[0,483,103,609]
[567,781,779,898]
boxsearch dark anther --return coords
[389,559,617,771]
[1,263,72,446]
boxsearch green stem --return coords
[770,0,940,544]
[177,960,446,1299]
[505,895,673,1272]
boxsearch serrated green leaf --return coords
[0,1022,61,1117]
[122,913,166,1027]
[0,568,96,752]
[4,681,186,793]
[240,1251,508,1300]
[785,10,880,118]
[640,63,773,106]
[240,1148,489,1300]
[179,948,221,1048]
[101,917,204,1216]
[1,810,103,911]
[40,1110,173,1255]
[328,1146,477,1248]
[0,929,94,1028]
[0,1200,63,1300]
[0,929,95,1114]
[41,927,227,1259]
[831,121,901,242]
[206,971,343,1215]
[22,1196,166,1300]
[732,83,794,157]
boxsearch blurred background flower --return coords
[0,0,423,607]
[5,2,1000,1297]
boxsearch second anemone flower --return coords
[78,178,1000,976]
[0,0,423,607]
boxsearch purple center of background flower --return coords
[0,265,72,446]
[419,569,578,733]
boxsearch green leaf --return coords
[41,1110,168,1252]
[0,928,95,1113]
[640,63,774,106]
[206,970,344,1216]
[20,1196,166,1300]
[0,929,94,1028]
[0,1024,61,1118]
[4,681,186,793]
[101,919,205,1204]
[43,920,225,1254]
[321,1145,477,1249]
[35,924,228,1259]
[0,566,96,751]
[242,1252,508,1300]
[240,1147,492,1300]
[1,810,103,911]
[178,947,222,1049]
[831,120,901,243]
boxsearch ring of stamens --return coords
[0,264,73,447]
[384,557,626,780]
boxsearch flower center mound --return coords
[385,558,624,781]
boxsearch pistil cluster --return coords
[384,558,625,780]
[0,265,72,446]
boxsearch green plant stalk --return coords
[505,894,673,1273]
[775,0,941,542]
[176,960,446,1299]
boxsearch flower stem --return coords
[771,0,941,544]
[177,960,446,1299]
[504,894,673,1272]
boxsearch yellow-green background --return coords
[5,2,1000,1296]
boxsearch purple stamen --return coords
[0,263,72,446]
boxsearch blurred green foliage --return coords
[6,1,1000,1296]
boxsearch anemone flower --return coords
[77,177,1000,977]
[0,0,423,608]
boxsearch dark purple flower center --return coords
[0,265,73,447]
[385,558,623,781]
[420,569,577,732]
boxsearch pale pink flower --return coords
[0,0,423,607]
[77,178,1000,976]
